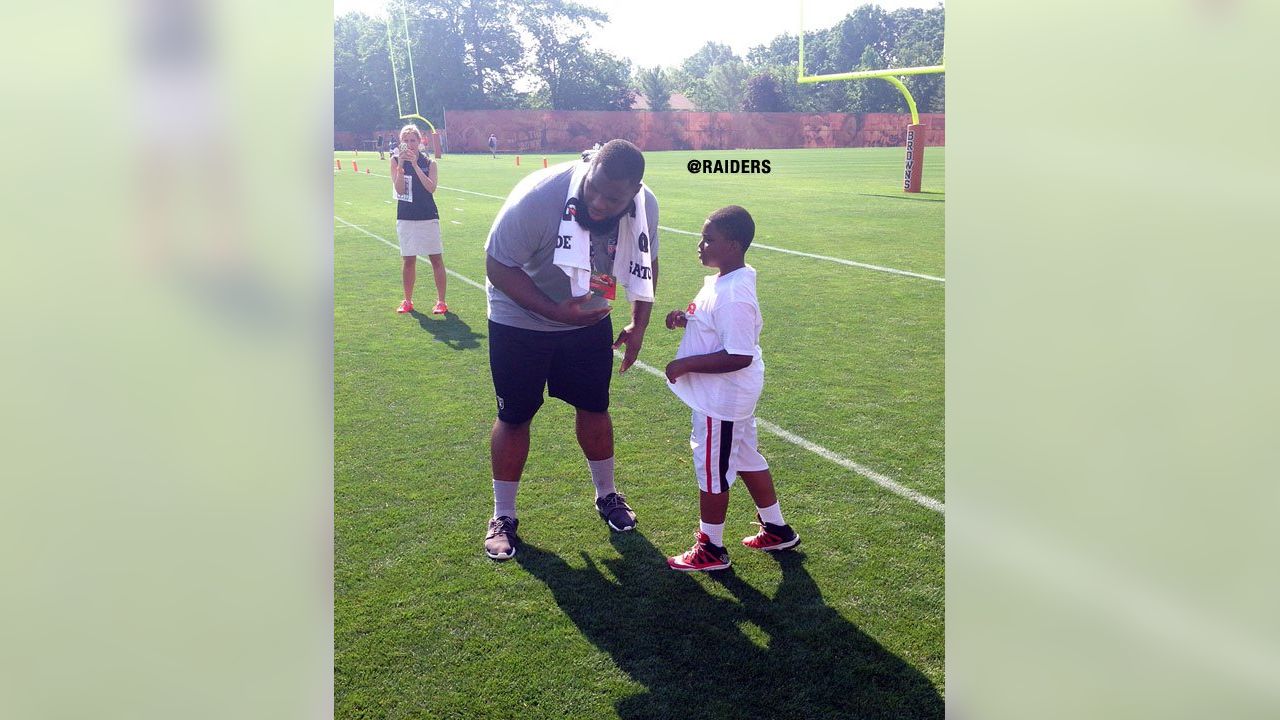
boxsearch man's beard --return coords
[575,208,621,235]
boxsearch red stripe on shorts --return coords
[705,415,713,493]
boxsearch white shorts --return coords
[690,411,769,494]
[397,219,443,256]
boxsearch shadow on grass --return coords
[409,310,484,350]
[515,532,942,719]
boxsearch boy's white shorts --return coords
[690,411,769,494]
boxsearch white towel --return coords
[553,158,654,303]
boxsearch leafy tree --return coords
[334,0,528,131]
[399,0,526,115]
[334,13,396,134]
[680,41,738,80]
[517,0,634,110]
[828,4,892,72]
[636,66,673,111]
[701,60,748,111]
[847,46,903,113]
[744,72,788,112]
[676,41,741,110]
[747,33,798,69]
[333,0,944,129]
[740,3,945,114]
[528,46,635,110]
[890,5,946,112]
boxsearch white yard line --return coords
[655,225,944,283]
[335,216,484,291]
[436,183,504,199]
[335,215,944,514]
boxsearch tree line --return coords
[335,1,944,133]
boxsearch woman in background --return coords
[391,124,447,314]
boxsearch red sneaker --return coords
[667,531,731,572]
[432,301,448,315]
[396,300,414,314]
[742,519,800,552]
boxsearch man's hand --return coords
[665,310,687,329]
[664,358,686,383]
[613,322,647,374]
[553,294,612,327]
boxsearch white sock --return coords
[587,457,616,499]
[493,479,519,519]
[757,502,785,526]
[699,521,725,547]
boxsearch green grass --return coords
[335,147,944,719]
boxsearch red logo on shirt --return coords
[686,303,696,315]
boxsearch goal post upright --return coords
[386,0,442,158]
[797,1,943,192]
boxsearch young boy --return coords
[662,205,799,572]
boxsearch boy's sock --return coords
[493,479,519,519]
[588,457,617,499]
[699,521,725,548]
[756,502,785,527]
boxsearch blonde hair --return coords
[399,124,423,142]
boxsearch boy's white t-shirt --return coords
[668,265,764,421]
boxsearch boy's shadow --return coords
[409,310,483,350]
[516,533,942,719]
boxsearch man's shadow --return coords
[516,533,942,719]
[409,310,483,350]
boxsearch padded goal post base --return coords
[903,123,925,193]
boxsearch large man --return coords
[483,139,659,561]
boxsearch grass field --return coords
[334,146,945,719]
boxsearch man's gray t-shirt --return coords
[485,161,660,331]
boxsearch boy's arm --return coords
[665,300,758,382]
[664,308,686,329]
[665,351,751,383]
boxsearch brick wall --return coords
[428,110,944,153]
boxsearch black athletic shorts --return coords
[488,317,613,425]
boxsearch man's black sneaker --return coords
[484,516,519,561]
[595,492,637,532]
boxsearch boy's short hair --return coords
[594,139,645,184]
[707,205,755,250]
